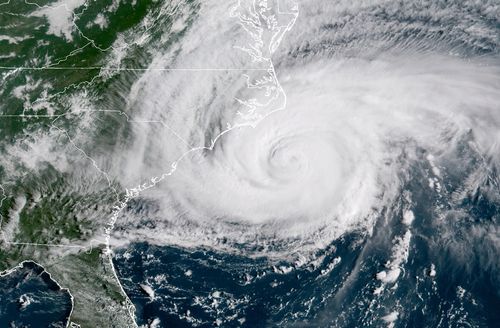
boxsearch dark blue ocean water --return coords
[113,152,500,328]
[0,261,72,328]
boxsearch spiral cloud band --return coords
[109,0,500,260]
[0,0,499,326]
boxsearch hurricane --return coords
[106,1,500,325]
[109,0,500,257]
[0,0,499,327]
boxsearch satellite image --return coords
[0,0,499,327]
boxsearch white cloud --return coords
[32,0,86,41]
